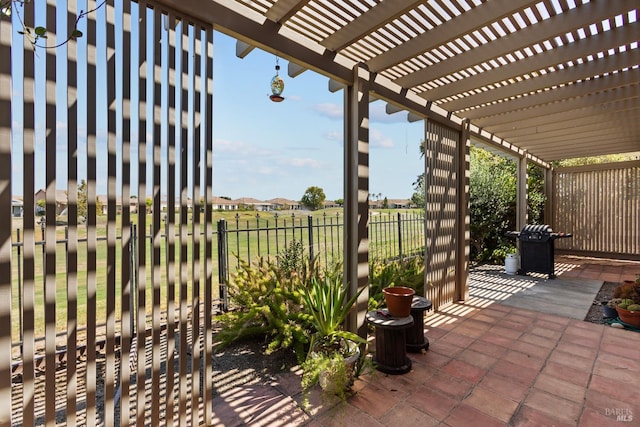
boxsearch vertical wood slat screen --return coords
[1,0,215,425]
[554,161,640,259]
[423,120,460,309]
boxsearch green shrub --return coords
[489,243,518,264]
[369,257,425,310]
[214,257,314,362]
[277,239,306,277]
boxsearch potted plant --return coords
[611,276,640,327]
[300,276,367,402]
[602,298,622,318]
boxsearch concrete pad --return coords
[469,265,603,320]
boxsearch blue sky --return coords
[212,33,425,201]
[10,4,425,203]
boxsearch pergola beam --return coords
[473,84,640,127]
[265,0,310,24]
[321,0,423,52]
[368,0,538,72]
[395,1,630,88]
[421,20,639,101]
[446,51,639,113]
[485,98,639,134]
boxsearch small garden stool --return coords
[406,296,432,353]
[366,310,413,375]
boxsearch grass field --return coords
[10,208,423,343]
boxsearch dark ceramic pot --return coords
[601,301,618,318]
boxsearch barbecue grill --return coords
[505,225,572,279]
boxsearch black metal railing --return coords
[10,211,424,345]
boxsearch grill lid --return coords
[521,224,553,234]
[520,224,553,242]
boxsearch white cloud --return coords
[312,103,343,119]
[323,131,342,142]
[214,138,275,157]
[370,128,394,148]
[282,157,323,168]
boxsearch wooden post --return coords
[344,63,370,339]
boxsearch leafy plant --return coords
[276,239,306,277]
[213,257,313,362]
[300,276,367,403]
[301,347,357,402]
[613,281,640,304]
[302,276,366,354]
[368,257,425,310]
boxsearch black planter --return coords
[601,301,618,318]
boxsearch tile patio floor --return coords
[211,256,640,426]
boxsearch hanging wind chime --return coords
[269,57,285,102]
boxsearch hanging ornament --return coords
[269,57,285,102]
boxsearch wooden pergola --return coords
[0,1,637,425]
[148,0,639,325]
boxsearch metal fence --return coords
[10,211,424,349]
[9,210,424,423]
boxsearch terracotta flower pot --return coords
[616,306,640,328]
[383,286,415,318]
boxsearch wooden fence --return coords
[553,160,640,260]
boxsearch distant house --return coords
[267,198,300,210]
[212,196,237,211]
[234,197,272,211]
[368,200,383,209]
[368,198,412,209]
[12,197,23,217]
[34,189,68,215]
[387,199,412,209]
[323,200,340,209]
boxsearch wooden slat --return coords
[86,1,99,424]
[189,24,201,426]
[177,17,190,426]
[65,0,79,424]
[164,11,177,425]
[104,0,117,424]
[0,9,13,427]
[20,2,36,424]
[202,27,215,426]
[119,0,133,421]
[135,2,148,424]
[150,8,162,427]
[42,0,58,422]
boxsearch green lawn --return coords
[10,208,424,342]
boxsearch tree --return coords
[410,140,426,208]
[334,198,344,206]
[95,195,104,216]
[77,180,88,219]
[300,186,326,211]
[410,174,425,208]
[469,148,517,262]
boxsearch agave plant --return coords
[301,276,366,356]
[300,276,368,403]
